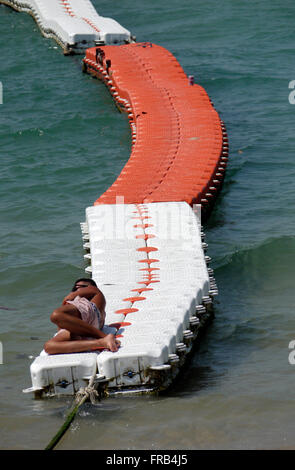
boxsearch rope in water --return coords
[45,372,98,450]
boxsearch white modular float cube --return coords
[24,352,98,396]
[25,201,212,396]
[85,202,210,392]
[3,0,132,51]
[97,343,170,388]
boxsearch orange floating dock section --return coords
[83,42,228,214]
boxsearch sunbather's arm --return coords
[62,286,101,304]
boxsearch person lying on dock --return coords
[44,278,120,354]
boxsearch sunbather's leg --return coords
[50,304,105,339]
[44,329,120,354]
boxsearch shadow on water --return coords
[159,235,295,399]
[161,315,228,399]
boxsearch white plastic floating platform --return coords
[1,0,132,53]
[24,202,217,397]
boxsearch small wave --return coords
[215,235,295,272]
[213,236,295,301]
[1,261,87,298]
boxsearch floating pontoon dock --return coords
[1,0,228,397]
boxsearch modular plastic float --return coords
[4,1,228,397]
[1,0,133,53]
[25,202,216,397]
[24,43,228,395]
[83,43,228,210]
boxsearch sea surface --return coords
[1,0,295,451]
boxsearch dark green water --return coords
[1,0,295,450]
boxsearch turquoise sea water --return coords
[1,0,295,450]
